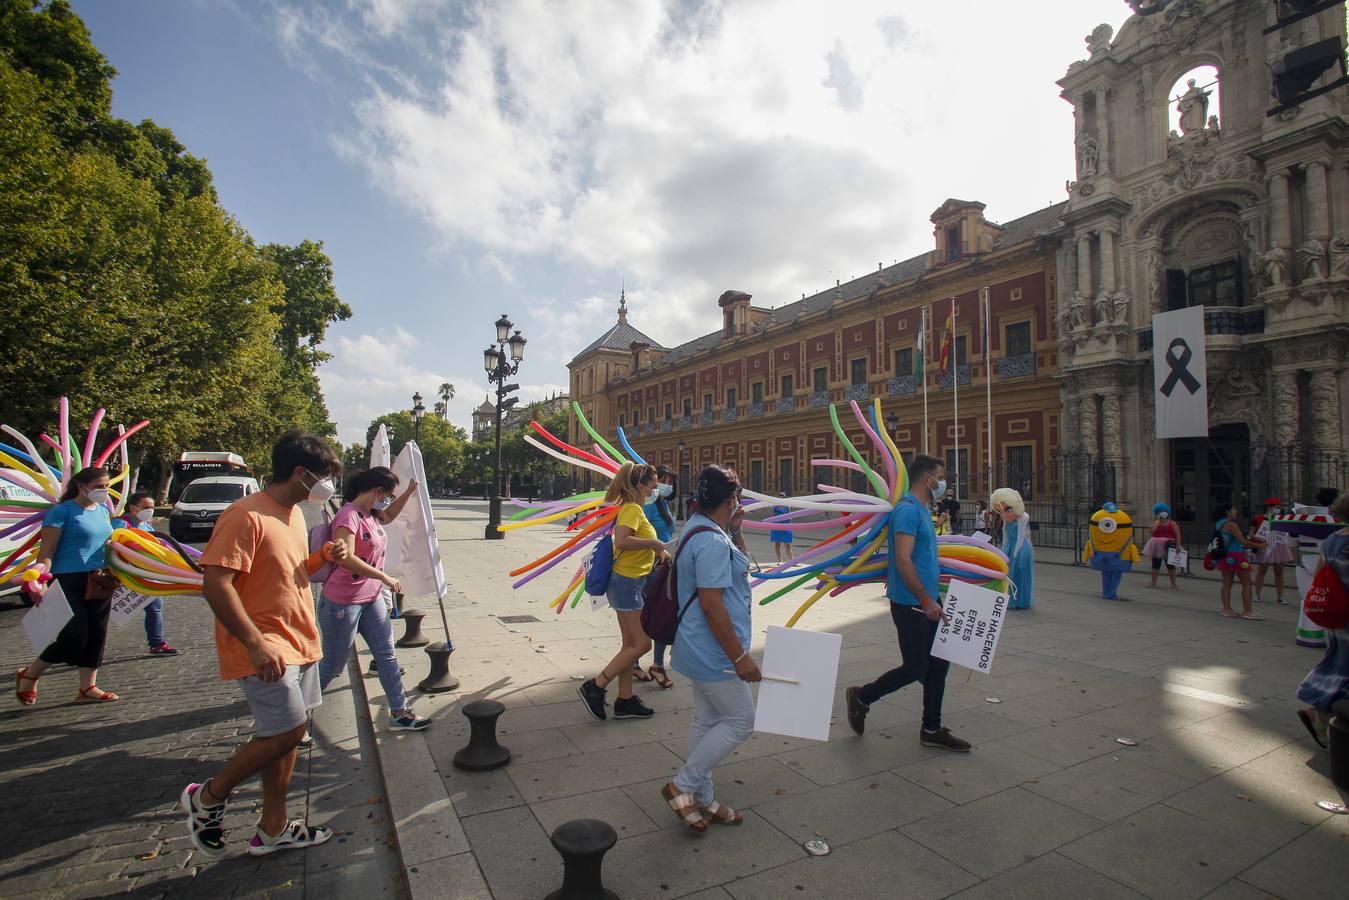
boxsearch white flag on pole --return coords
[1152,306,1209,439]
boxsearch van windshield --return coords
[180,483,245,504]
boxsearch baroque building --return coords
[472,391,570,443]
[1058,0,1349,522]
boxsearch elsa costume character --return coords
[992,488,1034,610]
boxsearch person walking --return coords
[316,467,428,732]
[1295,492,1349,748]
[112,491,179,656]
[1213,504,1265,620]
[845,455,970,752]
[179,431,347,858]
[661,464,760,833]
[1143,502,1183,591]
[576,462,666,722]
[14,467,120,706]
[1252,498,1293,605]
[641,466,678,690]
[769,492,795,563]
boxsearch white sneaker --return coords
[246,820,332,856]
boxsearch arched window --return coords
[1167,65,1220,136]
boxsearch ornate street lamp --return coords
[484,314,525,539]
[412,392,426,445]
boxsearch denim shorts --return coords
[606,572,649,612]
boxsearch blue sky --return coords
[71,0,1132,445]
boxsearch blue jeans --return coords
[143,598,164,648]
[317,595,407,713]
[673,677,755,805]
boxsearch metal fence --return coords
[1249,444,1347,510]
[955,449,1117,525]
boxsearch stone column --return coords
[1270,370,1300,442]
[1307,161,1331,242]
[1079,393,1099,456]
[1077,233,1093,299]
[1100,228,1117,295]
[1310,368,1342,453]
[1094,87,1111,176]
[1269,171,1293,251]
[1101,393,1124,463]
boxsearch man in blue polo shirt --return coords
[845,455,970,752]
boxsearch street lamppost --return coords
[483,314,527,539]
[677,439,686,520]
[412,392,426,445]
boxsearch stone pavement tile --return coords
[621,755,820,826]
[1023,752,1199,822]
[404,851,492,900]
[1199,879,1284,899]
[724,829,978,900]
[601,810,803,899]
[1185,704,1310,754]
[775,728,941,787]
[894,743,1060,805]
[559,707,696,753]
[946,852,1147,900]
[1072,673,1166,707]
[989,720,1120,768]
[883,683,992,717]
[1081,692,1233,740]
[660,731,814,764]
[507,742,686,803]
[967,669,1076,700]
[934,707,1039,745]
[375,729,469,868]
[753,771,954,847]
[494,698,599,735]
[305,854,405,900]
[1060,804,1268,900]
[676,888,732,900]
[1238,816,1349,900]
[531,786,661,840]
[901,787,1104,879]
[460,806,559,900]
[442,766,524,818]
[1123,725,1270,781]
[982,687,1109,729]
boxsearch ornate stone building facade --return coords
[567,203,1067,502]
[1058,0,1349,521]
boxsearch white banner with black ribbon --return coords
[1152,306,1209,439]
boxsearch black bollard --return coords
[453,699,511,771]
[417,639,459,693]
[396,608,430,648]
[544,819,619,900]
[1330,704,1349,791]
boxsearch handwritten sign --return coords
[930,580,1008,674]
[110,585,155,626]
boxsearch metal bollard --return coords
[544,819,619,900]
[396,608,430,647]
[417,639,459,693]
[453,699,511,771]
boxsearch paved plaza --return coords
[3,499,1348,899]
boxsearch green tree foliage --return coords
[0,1,345,496]
[361,412,467,492]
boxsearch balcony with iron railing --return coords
[722,407,738,423]
[775,396,797,414]
[678,415,691,430]
[844,383,870,403]
[887,375,917,396]
[660,420,672,433]
[748,401,765,418]
[699,411,714,426]
[996,353,1036,379]
[808,390,830,408]
[938,365,972,389]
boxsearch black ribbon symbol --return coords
[1160,338,1201,397]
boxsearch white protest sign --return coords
[369,424,391,469]
[1152,305,1209,439]
[386,441,447,599]
[751,625,842,742]
[109,584,156,626]
[22,581,73,654]
[930,580,1009,674]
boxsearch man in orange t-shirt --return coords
[180,431,347,859]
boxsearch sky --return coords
[71,0,1135,446]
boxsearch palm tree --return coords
[438,382,455,421]
[434,401,447,418]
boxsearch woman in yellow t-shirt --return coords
[576,462,670,722]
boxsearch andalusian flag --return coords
[939,304,955,374]
[914,314,925,380]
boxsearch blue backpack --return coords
[584,533,615,596]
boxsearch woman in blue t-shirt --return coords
[661,465,762,834]
[639,466,678,688]
[15,467,119,705]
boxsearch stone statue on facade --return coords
[1085,23,1113,58]
[1093,293,1113,329]
[1111,293,1131,328]
[1148,250,1164,312]
[1176,79,1210,135]
[1078,135,1099,178]
[1329,236,1349,279]
[1261,246,1288,288]
[1299,239,1326,281]
[1068,293,1089,332]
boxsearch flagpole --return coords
[951,296,959,501]
[983,286,993,498]
[922,304,930,455]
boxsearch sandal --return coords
[631,665,654,683]
[1239,613,1266,621]
[15,668,38,706]
[648,666,674,689]
[77,686,119,703]
[660,783,707,834]
[701,800,743,826]
[1220,610,1238,617]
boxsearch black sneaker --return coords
[613,695,655,719]
[920,727,972,752]
[181,781,227,857]
[577,678,607,721]
[845,686,869,735]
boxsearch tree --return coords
[438,382,455,420]
[362,411,467,492]
[259,239,352,368]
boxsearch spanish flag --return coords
[939,303,955,374]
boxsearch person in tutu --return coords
[1143,503,1183,590]
[1252,498,1294,605]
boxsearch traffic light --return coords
[1265,1,1348,115]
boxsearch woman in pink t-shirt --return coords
[316,467,429,731]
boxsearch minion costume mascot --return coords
[1082,502,1141,600]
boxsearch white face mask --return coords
[84,487,110,505]
[374,495,393,510]
[304,470,336,504]
[134,507,154,524]
[655,483,673,498]
[931,478,948,502]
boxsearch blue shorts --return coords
[606,572,649,612]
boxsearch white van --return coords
[168,475,261,542]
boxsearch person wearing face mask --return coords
[14,466,120,706]
[316,467,426,732]
[640,466,678,689]
[576,462,668,722]
[1143,502,1183,591]
[845,456,971,752]
[1252,498,1293,605]
[112,491,179,656]
[180,431,348,859]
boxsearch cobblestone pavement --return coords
[0,584,407,900]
